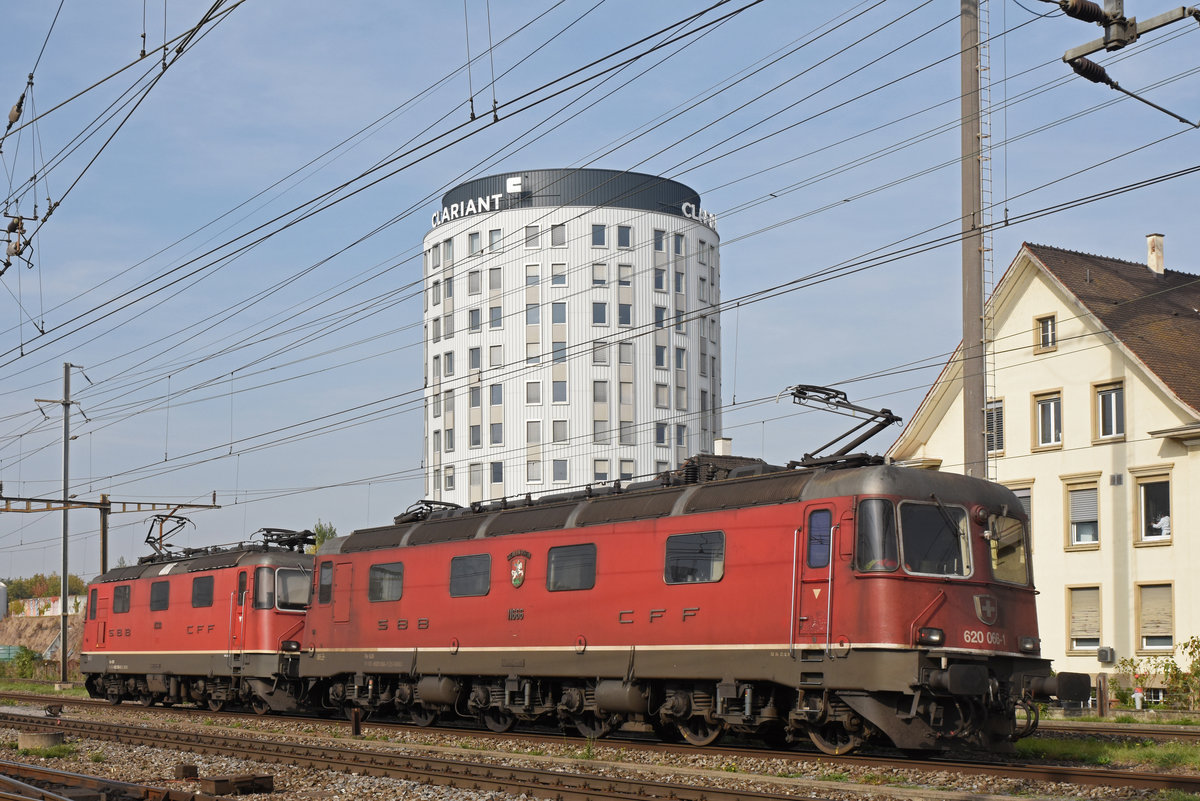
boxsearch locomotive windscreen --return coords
[899,502,971,576]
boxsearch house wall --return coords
[892,251,1198,684]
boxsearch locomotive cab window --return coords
[113,585,131,614]
[664,531,724,584]
[450,554,491,597]
[88,588,97,620]
[318,562,333,604]
[988,513,1030,585]
[277,569,311,610]
[899,501,971,577]
[369,562,405,602]
[254,567,275,609]
[149,580,170,611]
[807,509,833,569]
[192,575,215,608]
[547,543,596,591]
[856,499,898,572]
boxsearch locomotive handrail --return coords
[909,590,948,646]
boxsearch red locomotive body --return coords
[298,461,1087,752]
[81,531,313,713]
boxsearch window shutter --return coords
[1069,488,1097,522]
[1070,587,1099,638]
[1140,585,1173,636]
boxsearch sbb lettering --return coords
[376,618,431,631]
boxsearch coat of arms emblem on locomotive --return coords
[508,550,531,588]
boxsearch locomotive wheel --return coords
[571,712,614,739]
[482,708,516,733]
[676,716,724,747]
[251,697,271,716]
[106,693,122,706]
[409,706,438,727]
[138,694,154,707]
[807,722,863,755]
[207,698,226,713]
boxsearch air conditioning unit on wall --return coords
[1097,646,1116,663]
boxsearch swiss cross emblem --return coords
[974,594,998,626]
[509,549,531,589]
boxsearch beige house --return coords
[888,238,1200,687]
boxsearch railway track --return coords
[2,704,1199,796]
[0,758,220,801]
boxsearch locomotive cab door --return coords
[332,562,353,626]
[796,506,836,649]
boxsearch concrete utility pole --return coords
[960,0,986,479]
[35,362,81,684]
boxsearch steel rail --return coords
[0,758,221,801]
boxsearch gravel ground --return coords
[0,702,1184,801]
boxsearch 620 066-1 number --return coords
[963,630,1006,646]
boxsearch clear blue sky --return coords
[1,1,1197,579]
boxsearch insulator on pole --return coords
[1070,57,1115,86]
[8,92,25,126]
[1061,0,1106,23]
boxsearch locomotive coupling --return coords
[1028,672,1092,703]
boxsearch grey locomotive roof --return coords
[320,460,1023,556]
[440,169,702,222]
[92,548,311,584]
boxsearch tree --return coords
[1,573,87,600]
[306,519,337,554]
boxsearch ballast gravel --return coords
[0,702,1177,801]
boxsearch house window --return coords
[489,228,502,251]
[469,308,481,331]
[1139,584,1173,650]
[552,420,567,442]
[490,384,503,405]
[592,263,607,286]
[619,342,633,364]
[526,304,540,325]
[620,459,635,481]
[676,424,687,447]
[468,231,481,255]
[1036,314,1057,351]
[525,225,540,247]
[469,386,481,408]
[445,465,455,490]
[468,270,482,294]
[655,346,667,368]
[551,263,566,285]
[526,343,540,364]
[619,421,635,445]
[1096,382,1124,439]
[592,302,607,325]
[985,399,1004,453]
[1138,477,1171,541]
[553,459,568,482]
[673,233,684,255]
[490,344,502,367]
[617,225,631,248]
[552,341,566,364]
[469,425,481,448]
[618,303,631,326]
[527,460,542,482]
[1068,486,1098,546]
[655,423,668,445]
[551,224,566,247]
[552,380,567,403]
[654,268,666,291]
[1035,392,1061,447]
[654,230,665,251]
[490,422,503,444]
[592,224,606,247]
[526,420,540,444]
[594,459,609,481]
[592,341,608,365]
[552,302,566,324]
[489,306,502,329]
[1068,586,1100,651]
[490,461,503,483]
[526,381,541,404]
[525,264,539,286]
[593,381,607,403]
[593,420,609,444]
[654,306,667,328]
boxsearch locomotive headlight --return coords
[1019,636,1040,654]
[916,627,945,646]
[280,640,301,652]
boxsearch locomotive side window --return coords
[664,531,724,584]
[254,566,275,609]
[450,554,491,597]
[318,562,333,604]
[277,569,311,610]
[988,513,1030,585]
[88,588,97,620]
[806,510,833,569]
[899,502,971,577]
[856,499,898,572]
[238,571,248,606]
[149,581,170,611]
[192,575,215,608]
[113,585,130,614]
[368,562,405,602]
[547,543,596,591]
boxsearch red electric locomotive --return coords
[81,523,314,714]
[296,396,1088,753]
